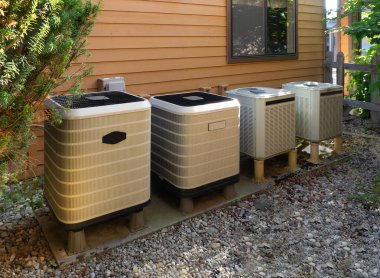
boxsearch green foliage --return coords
[267,7,288,54]
[328,0,380,118]
[336,0,380,45]
[49,259,58,269]
[375,171,380,193]
[0,176,44,212]
[346,46,378,118]
[0,0,99,194]
[351,170,380,208]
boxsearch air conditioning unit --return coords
[227,87,296,159]
[282,81,344,163]
[150,91,240,213]
[44,91,151,253]
[227,87,297,182]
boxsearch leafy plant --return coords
[0,176,45,212]
[375,171,380,192]
[346,47,377,118]
[351,171,380,208]
[49,259,58,268]
[336,0,380,46]
[0,0,100,195]
[328,0,380,118]
[267,6,288,54]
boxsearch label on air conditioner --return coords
[208,120,226,131]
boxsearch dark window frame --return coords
[227,0,298,64]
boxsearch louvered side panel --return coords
[239,104,256,157]
[265,102,296,158]
[44,110,150,225]
[319,93,343,140]
[151,108,239,190]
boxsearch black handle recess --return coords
[102,131,127,144]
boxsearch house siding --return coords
[62,0,325,94]
[25,0,325,178]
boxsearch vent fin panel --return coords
[319,94,343,140]
[265,103,296,157]
[151,106,240,190]
[283,83,343,142]
[44,111,151,225]
[228,91,296,160]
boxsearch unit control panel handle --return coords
[102,131,127,144]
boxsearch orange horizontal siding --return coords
[30,0,325,177]
[72,56,323,77]
[80,44,324,63]
[87,36,226,49]
[91,24,226,37]
[102,0,225,16]
[97,11,226,26]
[77,0,325,94]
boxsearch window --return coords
[228,0,297,63]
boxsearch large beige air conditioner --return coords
[227,87,296,160]
[44,91,151,233]
[150,91,240,212]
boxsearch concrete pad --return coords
[37,156,275,266]
[37,152,346,267]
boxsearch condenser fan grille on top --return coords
[247,88,267,94]
[51,91,144,109]
[154,91,232,106]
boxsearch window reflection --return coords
[231,0,296,59]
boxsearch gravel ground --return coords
[0,119,379,278]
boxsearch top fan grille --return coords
[51,91,144,109]
[154,91,232,107]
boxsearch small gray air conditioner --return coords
[282,81,343,142]
[227,87,296,160]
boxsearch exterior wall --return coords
[21,113,45,180]
[338,0,352,62]
[22,126,44,179]
[337,0,354,95]
[339,15,352,60]
[337,0,361,60]
[62,0,326,95]
[26,0,325,178]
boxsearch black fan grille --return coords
[154,91,232,107]
[52,91,144,109]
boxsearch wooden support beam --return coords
[336,52,345,87]
[324,51,333,83]
[325,61,376,72]
[223,184,236,199]
[343,99,380,112]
